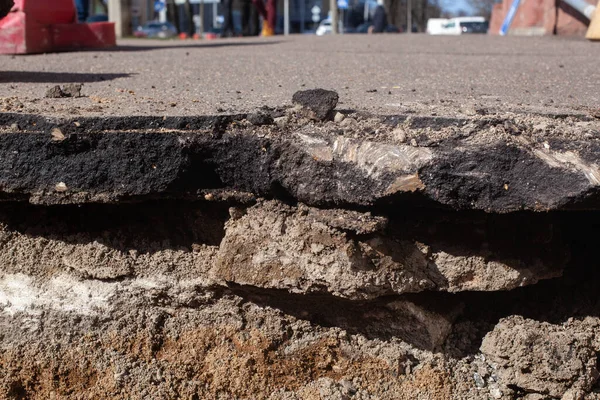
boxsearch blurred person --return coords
[370,0,387,33]
[75,0,90,22]
[242,0,260,36]
[253,0,276,36]
[221,0,236,37]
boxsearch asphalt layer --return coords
[1,34,600,118]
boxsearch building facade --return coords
[489,0,594,36]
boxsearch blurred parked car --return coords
[316,19,332,35]
[134,21,178,39]
[459,20,489,33]
[427,16,488,35]
[426,18,447,34]
[315,18,345,35]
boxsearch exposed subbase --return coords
[2,95,600,399]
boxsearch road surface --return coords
[1,34,599,118]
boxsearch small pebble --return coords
[334,112,345,123]
[340,379,357,395]
[274,116,288,128]
[340,117,356,127]
[55,182,68,192]
[473,372,486,389]
[393,128,406,143]
[489,385,502,399]
[51,127,65,141]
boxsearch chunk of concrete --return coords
[213,200,434,299]
[292,89,339,120]
[213,201,563,299]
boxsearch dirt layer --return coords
[0,196,599,398]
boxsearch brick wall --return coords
[489,0,594,36]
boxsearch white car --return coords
[426,18,449,35]
[316,18,343,36]
[427,16,488,35]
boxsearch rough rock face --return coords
[215,200,564,298]
[1,104,600,399]
[481,316,600,399]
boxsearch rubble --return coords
[61,83,83,98]
[44,84,83,99]
[45,85,64,98]
[292,88,339,120]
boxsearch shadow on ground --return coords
[0,71,133,83]
[106,40,283,52]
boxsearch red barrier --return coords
[0,0,116,54]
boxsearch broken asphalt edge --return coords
[1,108,599,212]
